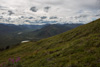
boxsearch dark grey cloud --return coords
[8,10,14,15]
[30,6,38,12]
[50,16,58,19]
[41,16,47,19]
[74,15,88,19]
[21,16,24,18]
[29,17,34,19]
[44,6,51,12]
[25,20,30,22]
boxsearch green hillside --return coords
[0,19,100,67]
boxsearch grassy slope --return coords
[0,19,100,67]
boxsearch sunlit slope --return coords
[0,19,100,67]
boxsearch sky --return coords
[0,0,100,25]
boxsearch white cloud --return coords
[0,0,100,25]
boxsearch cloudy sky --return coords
[0,0,100,25]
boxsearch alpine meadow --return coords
[0,0,100,67]
[0,19,100,67]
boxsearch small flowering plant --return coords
[0,57,22,67]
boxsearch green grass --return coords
[0,19,100,67]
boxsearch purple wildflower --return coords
[11,59,15,64]
[0,64,2,67]
[8,58,12,62]
[15,57,20,63]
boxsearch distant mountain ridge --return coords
[0,24,44,48]
[0,23,82,48]
[0,19,100,67]
[0,24,43,34]
[32,24,82,38]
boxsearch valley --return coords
[0,23,82,49]
[0,19,100,67]
[0,0,100,67]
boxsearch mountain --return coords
[0,19,100,67]
[0,24,43,34]
[31,24,82,38]
[0,23,82,48]
[0,24,44,48]
[0,24,21,34]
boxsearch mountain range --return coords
[0,24,44,48]
[0,23,82,49]
[0,19,100,67]
[0,24,43,34]
[32,24,82,38]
